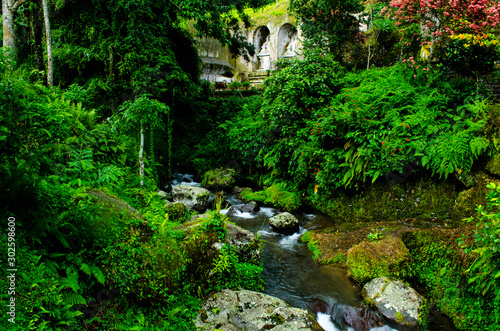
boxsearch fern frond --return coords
[61,292,87,306]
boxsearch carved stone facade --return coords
[197,17,302,85]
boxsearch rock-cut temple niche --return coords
[278,23,297,59]
[254,26,271,70]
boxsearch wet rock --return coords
[341,306,385,331]
[241,201,260,213]
[201,168,236,191]
[156,190,169,199]
[269,212,300,235]
[226,206,240,217]
[172,185,211,212]
[195,289,321,331]
[225,222,261,264]
[233,186,252,194]
[165,201,187,221]
[347,236,409,283]
[362,277,425,327]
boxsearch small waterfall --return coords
[171,173,200,187]
[279,226,307,249]
[317,312,343,331]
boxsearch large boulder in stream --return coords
[241,201,260,213]
[195,289,321,331]
[269,212,300,235]
[172,185,211,212]
[180,218,261,264]
[362,277,426,327]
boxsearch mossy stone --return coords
[347,236,409,284]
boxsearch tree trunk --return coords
[42,0,53,86]
[2,0,28,61]
[139,123,144,186]
[33,2,46,73]
[2,0,16,58]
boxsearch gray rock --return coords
[241,201,260,213]
[225,222,261,264]
[232,186,248,194]
[156,190,169,199]
[269,212,299,235]
[362,277,425,327]
[341,306,384,331]
[172,185,211,212]
[195,289,320,331]
[190,213,210,222]
[226,206,240,217]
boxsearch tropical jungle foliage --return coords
[2,0,500,329]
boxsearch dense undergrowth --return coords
[0,56,264,330]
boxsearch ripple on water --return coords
[258,207,277,217]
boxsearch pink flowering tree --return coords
[382,0,500,59]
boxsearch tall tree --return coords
[41,0,53,86]
[383,0,500,59]
[2,0,29,59]
[289,0,365,58]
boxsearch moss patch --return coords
[307,175,493,226]
[240,183,301,211]
[201,168,236,191]
[347,236,409,284]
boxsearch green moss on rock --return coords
[201,168,236,191]
[240,183,301,212]
[165,202,188,222]
[485,152,500,176]
[347,236,409,284]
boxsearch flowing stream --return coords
[172,174,455,331]
[220,195,399,331]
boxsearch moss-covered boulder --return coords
[362,277,426,327]
[454,173,500,215]
[240,183,301,212]
[201,168,235,191]
[87,189,143,220]
[165,201,187,222]
[172,185,211,212]
[269,212,300,235]
[347,236,409,283]
[225,222,261,264]
[485,152,500,176]
[195,289,321,331]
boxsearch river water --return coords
[220,194,401,331]
[172,174,453,330]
